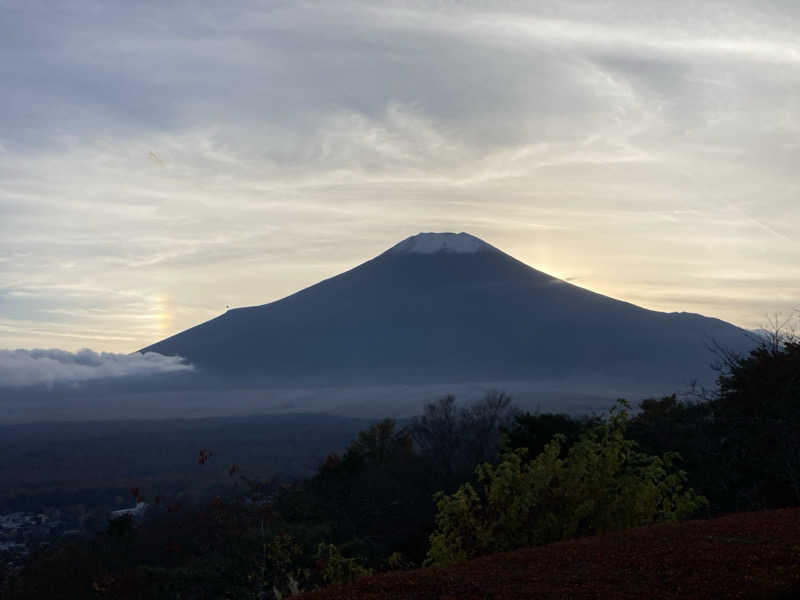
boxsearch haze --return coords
[1,1,799,354]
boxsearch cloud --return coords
[0,0,798,351]
[0,348,194,387]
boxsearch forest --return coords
[2,336,799,598]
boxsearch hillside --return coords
[300,508,800,600]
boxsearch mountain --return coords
[141,232,755,389]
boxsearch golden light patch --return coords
[155,295,176,339]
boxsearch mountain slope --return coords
[141,233,754,386]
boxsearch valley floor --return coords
[300,508,800,600]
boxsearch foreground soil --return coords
[301,508,800,599]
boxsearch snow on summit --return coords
[388,232,496,255]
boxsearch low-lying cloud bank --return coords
[0,348,194,387]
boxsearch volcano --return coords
[141,232,754,389]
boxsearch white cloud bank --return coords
[0,348,193,387]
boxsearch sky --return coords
[1,0,799,355]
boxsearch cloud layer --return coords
[1,1,798,351]
[0,348,193,387]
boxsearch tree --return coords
[410,395,462,488]
[504,411,601,458]
[427,404,706,565]
[712,339,800,507]
[410,392,515,491]
[345,418,414,466]
[278,418,434,564]
[629,334,800,514]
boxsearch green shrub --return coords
[427,404,707,565]
[315,543,372,585]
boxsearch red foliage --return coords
[300,508,800,600]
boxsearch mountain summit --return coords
[388,232,498,255]
[141,233,753,389]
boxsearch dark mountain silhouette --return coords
[141,233,754,387]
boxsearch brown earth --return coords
[301,508,800,599]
